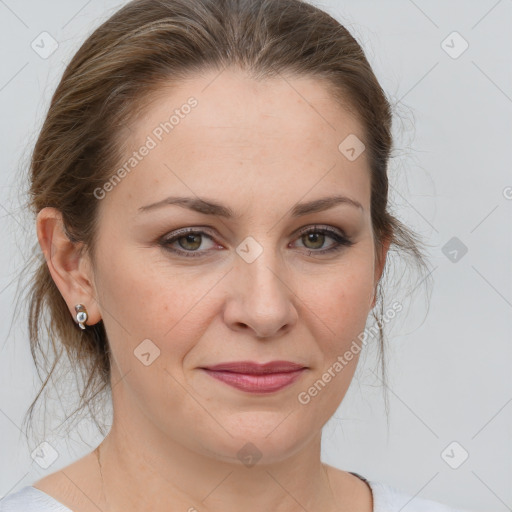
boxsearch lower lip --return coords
[201,369,306,393]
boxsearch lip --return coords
[200,360,307,393]
[203,360,306,374]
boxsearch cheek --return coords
[94,246,220,372]
[95,254,207,426]
[297,255,375,340]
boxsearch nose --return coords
[222,251,298,339]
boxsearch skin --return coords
[35,68,390,512]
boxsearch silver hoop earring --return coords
[75,304,88,329]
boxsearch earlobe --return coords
[36,207,101,327]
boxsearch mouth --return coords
[199,360,308,393]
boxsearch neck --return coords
[96,426,340,512]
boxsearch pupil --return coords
[181,234,201,250]
[305,233,324,249]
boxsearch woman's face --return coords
[88,68,387,464]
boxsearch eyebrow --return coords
[138,194,364,218]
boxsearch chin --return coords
[193,413,318,466]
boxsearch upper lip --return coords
[202,361,307,374]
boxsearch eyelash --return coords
[159,225,354,258]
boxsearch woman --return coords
[0,0,472,510]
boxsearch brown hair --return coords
[15,0,431,441]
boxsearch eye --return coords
[159,225,354,258]
[160,228,217,258]
[292,225,354,255]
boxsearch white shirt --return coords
[0,481,473,511]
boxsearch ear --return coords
[36,207,102,327]
[370,234,392,309]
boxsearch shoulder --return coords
[1,451,100,512]
[0,486,72,512]
[367,480,473,512]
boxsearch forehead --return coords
[104,68,370,216]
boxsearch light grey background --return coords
[0,1,511,511]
